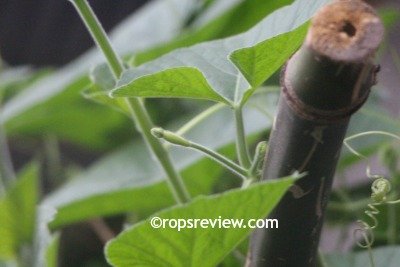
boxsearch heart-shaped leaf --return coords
[105,176,298,267]
[111,0,330,105]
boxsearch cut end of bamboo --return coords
[306,0,384,62]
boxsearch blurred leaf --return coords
[338,96,400,170]
[0,67,50,102]
[326,246,400,267]
[48,144,232,229]
[113,0,329,105]
[0,0,196,147]
[5,77,131,150]
[105,176,297,267]
[379,143,400,172]
[379,9,400,30]
[0,164,39,260]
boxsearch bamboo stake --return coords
[246,1,384,266]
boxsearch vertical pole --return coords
[246,1,384,266]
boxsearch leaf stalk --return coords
[234,107,251,168]
[152,128,248,180]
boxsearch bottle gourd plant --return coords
[63,0,386,266]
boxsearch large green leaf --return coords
[1,0,288,144]
[133,0,294,65]
[105,176,297,267]
[0,164,39,260]
[112,0,329,105]
[326,246,400,267]
[229,23,308,103]
[112,67,230,104]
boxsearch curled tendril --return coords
[353,177,389,248]
[371,177,391,203]
[344,131,400,267]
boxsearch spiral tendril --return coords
[344,131,400,267]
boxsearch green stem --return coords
[152,128,248,180]
[234,107,251,168]
[70,0,123,79]
[70,0,190,204]
[189,141,248,180]
[0,108,16,190]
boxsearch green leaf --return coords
[112,0,329,105]
[105,176,297,267]
[229,23,308,103]
[325,246,400,267]
[1,0,281,131]
[134,0,294,65]
[111,67,230,104]
[0,164,39,260]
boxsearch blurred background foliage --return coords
[0,0,399,266]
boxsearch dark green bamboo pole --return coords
[246,1,384,266]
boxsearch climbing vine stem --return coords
[70,0,190,204]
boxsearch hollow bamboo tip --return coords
[306,0,384,62]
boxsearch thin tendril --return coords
[344,131,400,267]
